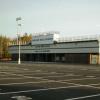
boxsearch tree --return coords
[20,33,32,44]
[0,33,32,60]
[0,35,11,59]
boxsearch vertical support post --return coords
[46,53,47,62]
[98,40,100,64]
[55,53,56,62]
[89,53,92,64]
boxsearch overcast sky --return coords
[0,0,100,37]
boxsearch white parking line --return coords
[0,78,100,91]
[63,77,97,81]
[56,81,100,89]
[40,76,98,81]
[45,74,81,78]
[0,80,53,85]
[65,93,100,100]
[0,86,82,95]
[85,76,95,78]
[0,72,8,74]
[22,72,62,75]
[0,70,43,73]
[0,72,47,80]
[1,65,100,91]
[1,71,100,86]
[0,77,24,80]
[91,83,100,85]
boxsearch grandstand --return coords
[8,32,100,64]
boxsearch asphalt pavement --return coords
[0,63,100,100]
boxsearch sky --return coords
[0,0,100,37]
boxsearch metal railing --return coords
[58,34,100,43]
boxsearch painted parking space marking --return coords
[0,78,99,90]
[64,77,97,81]
[0,81,52,85]
[65,93,100,100]
[56,80,100,90]
[0,85,100,100]
[63,78,100,85]
[0,81,78,87]
[1,64,100,100]
[85,75,96,78]
[0,77,25,80]
[0,86,83,95]
[42,74,82,79]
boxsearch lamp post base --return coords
[18,58,21,64]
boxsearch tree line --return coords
[0,33,32,60]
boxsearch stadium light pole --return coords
[0,38,2,60]
[16,17,22,64]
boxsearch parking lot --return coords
[0,63,100,100]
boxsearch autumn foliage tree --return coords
[0,35,11,59]
[0,33,32,60]
[20,33,32,44]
